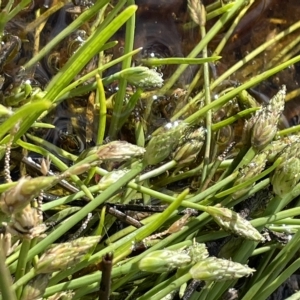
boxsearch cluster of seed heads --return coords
[138,242,255,282]
[0,130,47,244]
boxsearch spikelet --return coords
[120,66,164,88]
[36,236,101,273]
[145,121,189,165]
[250,86,286,150]
[189,257,255,281]
[206,206,264,242]
[138,249,191,273]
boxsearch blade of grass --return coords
[184,55,300,125]
[0,99,52,142]
[95,74,106,145]
[108,0,136,139]
[140,56,221,66]
[0,245,17,300]
[242,229,300,300]
[160,0,247,94]
[46,5,138,100]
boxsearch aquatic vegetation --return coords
[1,0,300,299]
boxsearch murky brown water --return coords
[1,0,300,156]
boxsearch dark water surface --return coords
[1,0,300,154]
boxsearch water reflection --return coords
[1,0,300,158]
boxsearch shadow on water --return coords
[1,0,300,163]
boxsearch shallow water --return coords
[1,0,300,154]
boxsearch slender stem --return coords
[145,273,192,300]
[15,239,31,298]
[96,74,106,145]
[136,276,177,300]
[211,107,259,131]
[135,121,145,147]
[213,0,255,56]
[57,47,141,100]
[215,158,282,199]
[173,21,300,122]
[108,0,136,139]
[184,55,300,125]
[118,88,143,130]
[0,246,17,300]
[25,1,65,33]
[242,229,300,300]
[160,0,247,94]
[200,6,212,185]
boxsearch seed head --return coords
[76,141,145,164]
[45,291,74,300]
[36,236,101,273]
[189,257,255,281]
[251,86,286,150]
[188,0,206,26]
[271,157,300,197]
[263,135,300,163]
[173,127,206,165]
[0,232,13,256]
[187,242,209,263]
[232,152,267,199]
[20,274,50,300]
[206,206,264,242]
[63,163,91,177]
[0,176,57,215]
[121,66,164,88]
[270,137,300,197]
[138,249,191,273]
[145,121,189,165]
[8,205,46,238]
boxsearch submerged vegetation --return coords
[1,0,300,299]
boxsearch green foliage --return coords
[1,0,300,300]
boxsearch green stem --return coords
[118,88,143,130]
[9,162,146,275]
[200,7,212,186]
[0,245,17,300]
[160,0,247,94]
[214,158,282,199]
[135,121,145,147]
[211,107,259,131]
[12,268,36,292]
[113,188,189,262]
[145,273,192,300]
[174,22,300,123]
[213,0,255,56]
[242,229,300,300]
[184,55,300,125]
[15,239,31,298]
[140,56,220,66]
[108,0,136,139]
[46,190,189,292]
[136,276,177,300]
[46,5,137,100]
[95,74,106,145]
[56,48,141,99]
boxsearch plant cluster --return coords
[1,0,300,299]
